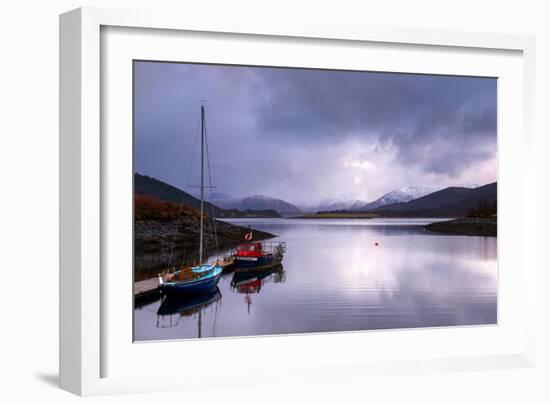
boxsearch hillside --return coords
[373,182,497,217]
[424,217,496,237]
[135,193,198,221]
[423,200,497,236]
[217,195,301,215]
[135,173,280,218]
[134,194,276,276]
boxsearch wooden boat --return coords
[158,105,223,295]
[159,263,222,295]
[232,235,286,271]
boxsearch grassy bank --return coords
[424,217,496,237]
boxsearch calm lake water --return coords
[133,218,497,341]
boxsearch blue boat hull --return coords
[159,270,222,296]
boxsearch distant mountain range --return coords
[136,172,494,219]
[352,186,440,211]
[216,195,302,215]
[298,198,364,213]
[302,185,479,213]
[134,173,281,218]
[372,182,497,217]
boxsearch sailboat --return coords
[158,105,223,295]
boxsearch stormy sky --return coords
[134,61,497,206]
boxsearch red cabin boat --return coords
[232,233,286,271]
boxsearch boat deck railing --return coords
[223,241,286,256]
[257,241,286,255]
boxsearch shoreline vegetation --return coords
[294,210,497,237]
[134,194,275,280]
[424,217,496,237]
[424,205,497,237]
[296,212,497,237]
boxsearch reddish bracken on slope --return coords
[134,193,200,221]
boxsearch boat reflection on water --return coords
[230,264,286,313]
[156,287,222,338]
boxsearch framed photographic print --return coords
[133,61,498,341]
[60,7,537,396]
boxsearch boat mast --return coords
[199,105,205,264]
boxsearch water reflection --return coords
[230,265,286,313]
[134,218,497,341]
[156,287,222,338]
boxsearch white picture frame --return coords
[59,6,537,396]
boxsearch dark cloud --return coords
[134,61,496,204]
[251,69,496,175]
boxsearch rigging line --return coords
[186,113,202,189]
[203,117,220,254]
[166,211,182,271]
[166,112,202,271]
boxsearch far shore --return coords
[424,217,496,237]
[294,212,379,219]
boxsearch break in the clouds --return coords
[134,61,497,205]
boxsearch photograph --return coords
[132,61,498,341]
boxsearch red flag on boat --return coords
[245,231,253,241]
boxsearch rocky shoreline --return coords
[134,216,275,279]
[424,217,496,237]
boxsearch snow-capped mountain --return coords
[299,198,365,213]
[216,195,302,215]
[354,186,440,211]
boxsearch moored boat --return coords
[158,105,223,295]
[232,231,286,271]
[159,264,223,295]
